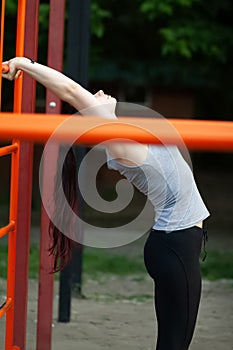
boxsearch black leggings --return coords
[144,226,204,350]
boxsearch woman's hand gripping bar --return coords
[2,64,9,73]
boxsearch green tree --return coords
[140,0,233,62]
[90,0,233,119]
[3,0,233,118]
[91,0,233,77]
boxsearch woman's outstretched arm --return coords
[2,57,115,116]
[2,57,148,164]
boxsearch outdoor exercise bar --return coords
[0,113,233,152]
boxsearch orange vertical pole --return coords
[5,143,20,350]
[5,0,26,349]
[13,0,26,113]
[0,0,5,60]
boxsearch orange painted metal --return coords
[0,0,5,61]
[0,298,13,318]
[0,113,233,151]
[0,0,20,348]
[13,0,26,113]
[0,0,5,62]
[0,143,18,157]
[4,0,26,348]
[0,221,15,239]
[5,140,20,350]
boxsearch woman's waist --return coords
[151,220,204,233]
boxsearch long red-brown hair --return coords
[48,147,78,272]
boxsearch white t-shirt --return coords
[106,145,210,231]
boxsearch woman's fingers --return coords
[1,61,21,80]
[2,64,9,73]
[15,70,22,79]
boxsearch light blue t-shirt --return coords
[106,145,210,231]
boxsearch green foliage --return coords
[139,0,233,61]
[0,244,39,279]
[39,4,50,32]
[201,251,233,280]
[3,0,233,117]
[4,0,233,65]
[83,248,146,276]
[160,24,230,61]
[0,245,8,277]
[5,0,17,15]
[140,0,195,19]
[37,4,49,63]
[28,245,40,279]
[0,243,233,281]
[91,1,111,38]
[4,0,233,70]
[84,248,233,281]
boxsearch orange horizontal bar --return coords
[0,143,18,157]
[0,221,15,238]
[0,298,13,318]
[0,112,233,151]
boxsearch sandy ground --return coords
[1,275,233,350]
[0,225,233,350]
[0,224,233,350]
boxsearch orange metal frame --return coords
[0,141,20,350]
[0,0,26,349]
[0,113,233,151]
[4,141,20,350]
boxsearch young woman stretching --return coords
[3,57,210,350]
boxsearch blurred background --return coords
[0,0,233,279]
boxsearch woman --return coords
[3,57,210,350]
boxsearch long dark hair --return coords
[48,147,78,272]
